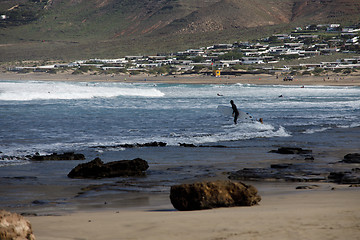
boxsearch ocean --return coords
[0,80,359,212]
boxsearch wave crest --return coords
[0,81,164,101]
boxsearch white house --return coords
[241,57,264,64]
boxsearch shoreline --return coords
[1,71,360,86]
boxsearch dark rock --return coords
[328,170,360,184]
[30,152,85,161]
[271,163,293,169]
[269,147,312,155]
[32,200,47,205]
[0,209,35,240]
[179,143,197,147]
[343,153,360,163]
[90,141,167,149]
[1,176,37,181]
[68,157,149,179]
[169,180,261,211]
[141,142,167,147]
[328,172,346,182]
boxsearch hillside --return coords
[0,0,360,62]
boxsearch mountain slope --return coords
[0,0,359,61]
[291,0,360,21]
[162,0,293,34]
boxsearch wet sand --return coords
[1,71,360,86]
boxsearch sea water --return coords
[1,80,359,157]
[0,80,359,210]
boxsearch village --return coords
[8,23,360,79]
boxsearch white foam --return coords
[156,122,291,146]
[0,159,30,167]
[0,81,164,101]
[304,127,330,134]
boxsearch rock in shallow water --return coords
[169,180,261,211]
[30,152,85,161]
[67,157,149,179]
[269,147,312,155]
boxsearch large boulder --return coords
[169,180,261,211]
[67,157,149,179]
[0,210,35,240]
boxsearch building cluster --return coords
[10,23,360,75]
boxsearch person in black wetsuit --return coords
[230,100,239,124]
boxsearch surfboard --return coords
[217,105,254,121]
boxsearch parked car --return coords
[283,76,293,81]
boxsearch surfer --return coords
[230,100,239,124]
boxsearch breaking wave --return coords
[0,81,164,101]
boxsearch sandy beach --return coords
[1,71,360,86]
[27,183,360,240]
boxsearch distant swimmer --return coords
[278,95,283,98]
[230,100,239,124]
[217,93,223,96]
[258,118,263,124]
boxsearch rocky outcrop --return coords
[169,180,261,211]
[30,152,85,161]
[343,153,360,163]
[67,157,149,179]
[0,210,35,240]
